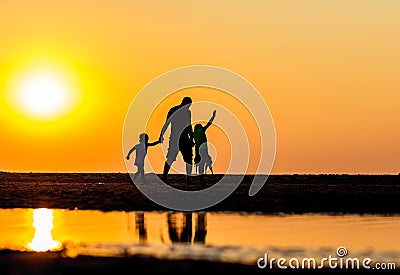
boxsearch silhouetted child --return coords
[126,133,160,183]
[194,110,216,184]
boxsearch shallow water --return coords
[0,208,399,267]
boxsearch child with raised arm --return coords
[193,110,216,184]
[126,133,160,183]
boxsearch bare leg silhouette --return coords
[162,161,171,183]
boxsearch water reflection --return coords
[166,212,207,244]
[167,212,192,243]
[194,212,207,244]
[135,212,147,243]
[0,208,399,264]
[27,208,61,252]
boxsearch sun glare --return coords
[6,66,81,121]
[19,73,67,116]
[27,208,61,252]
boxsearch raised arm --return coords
[203,110,216,131]
[126,145,137,160]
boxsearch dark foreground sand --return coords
[0,250,397,275]
[1,173,399,274]
[0,172,399,214]
[0,250,262,275]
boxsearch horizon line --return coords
[1,171,399,176]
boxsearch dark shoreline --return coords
[0,250,261,275]
[0,250,397,274]
[1,172,399,214]
[1,173,399,274]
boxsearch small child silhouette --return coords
[126,133,160,183]
[193,110,216,184]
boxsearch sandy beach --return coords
[1,172,399,274]
[1,249,397,274]
[0,250,265,275]
[0,172,399,214]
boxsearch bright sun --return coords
[7,67,80,121]
[18,72,69,118]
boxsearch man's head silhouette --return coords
[180,96,192,108]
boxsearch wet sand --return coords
[0,172,399,214]
[0,250,397,274]
[0,250,263,275]
[1,172,399,274]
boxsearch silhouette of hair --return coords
[194,123,203,130]
[181,96,192,106]
[139,133,149,143]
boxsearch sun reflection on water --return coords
[27,208,61,252]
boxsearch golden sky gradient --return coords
[1,1,399,174]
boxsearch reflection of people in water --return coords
[135,212,147,243]
[194,212,207,243]
[167,212,207,244]
[167,212,192,243]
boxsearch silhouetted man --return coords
[159,96,194,184]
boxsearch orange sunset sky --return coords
[0,1,399,174]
